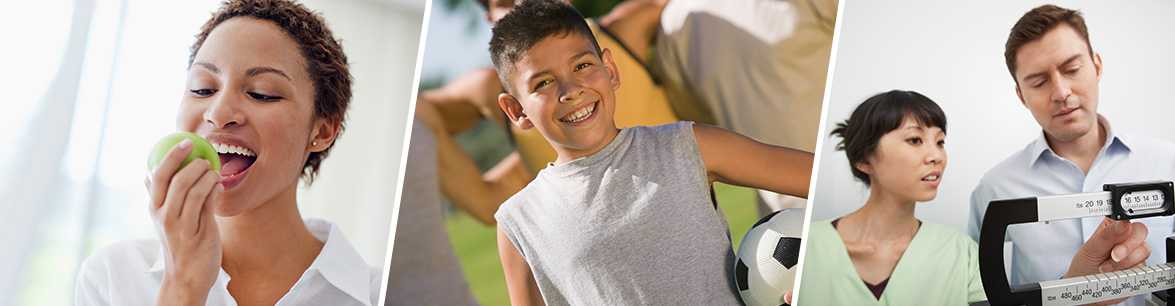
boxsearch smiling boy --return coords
[488,1,814,305]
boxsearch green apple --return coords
[147,132,221,173]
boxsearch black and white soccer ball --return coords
[734,208,804,306]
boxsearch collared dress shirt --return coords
[74,218,379,306]
[969,116,1175,306]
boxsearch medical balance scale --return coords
[980,181,1175,305]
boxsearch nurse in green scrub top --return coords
[797,90,985,305]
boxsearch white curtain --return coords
[0,0,101,304]
[0,0,423,304]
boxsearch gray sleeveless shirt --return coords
[494,122,742,305]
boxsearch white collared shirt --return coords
[74,218,379,306]
[969,116,1175,306]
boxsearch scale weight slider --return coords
[1105,181,1175,220]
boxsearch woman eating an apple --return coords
[73,1,378,305]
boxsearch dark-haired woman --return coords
[797,90,985,305]
[74,1,377,305]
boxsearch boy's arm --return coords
[416,100,532,225]
[420,68,504,135]
[498,228,546,306]
[598,0,668,64]
[693,124,813,198]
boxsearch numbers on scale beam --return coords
[1068,190,1165,215]
[1073,198,1111,215]
[1040,264,1175,305]
[1120,190,1166,215]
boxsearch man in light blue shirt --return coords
[968,5,1175,305]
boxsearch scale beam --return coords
[979,181,1175,305]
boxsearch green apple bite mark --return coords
[147,132,222,173]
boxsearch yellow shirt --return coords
[511,19,679,173]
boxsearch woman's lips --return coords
[206,137,257,191]
[923,178,941,188]
[216,152,255,190]
[921,171,942,188]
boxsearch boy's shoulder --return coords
[629,120,692,133]
[625,121,695,145]
[493,176,547,225]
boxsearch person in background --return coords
[655,0,837,214]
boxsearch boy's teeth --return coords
[212,143,256,156]
[562,103,596,123]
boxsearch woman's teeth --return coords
[560,102,596,123]
[922,174,939,181]
[212,143,256,156]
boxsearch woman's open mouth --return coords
[211,142,256,190]
[921,171,942,188]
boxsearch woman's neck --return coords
[218,184,323,278]
[840,186,919,242]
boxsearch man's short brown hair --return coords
[190,0,351,183]
[1004,4,1093,83]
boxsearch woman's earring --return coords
[313,141,318,147]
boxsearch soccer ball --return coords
[734,208,804,306]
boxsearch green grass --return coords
[446,209,509,305]
[444,183,760,306]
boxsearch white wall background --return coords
[811,0,1175,231]
[296,0,423,273]
[0,0,424,304]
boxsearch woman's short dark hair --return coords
[830,90,946,186]
[189,0,351,183]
